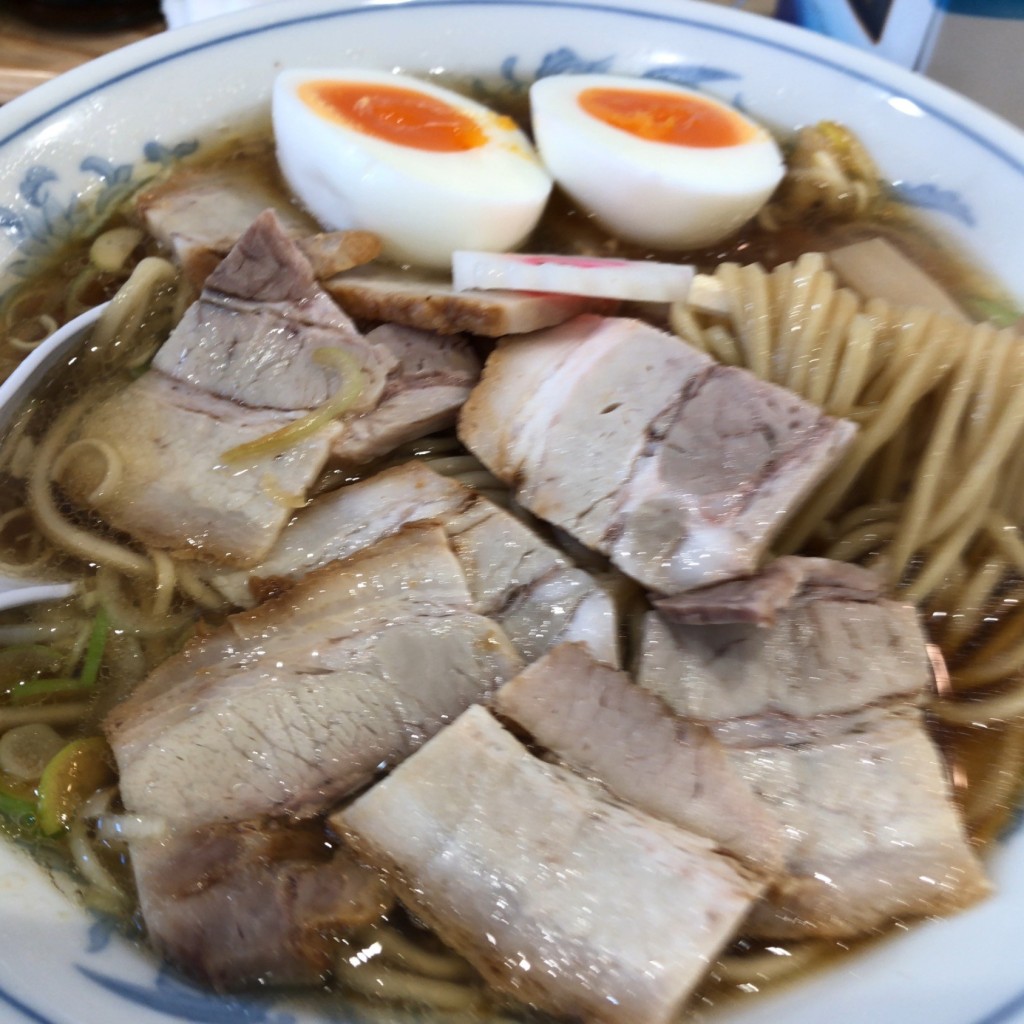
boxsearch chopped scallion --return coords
[78,606,110,689]
[8,607,109,704]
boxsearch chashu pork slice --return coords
[204,462,621,666]
[322,263,619,337]
[459,314,856,594]
[654,555,884,627]
[152,208,393,413]
[134,162,381,288]
[155,207,481,465]
[130,816,391,990]
[64,209,380,565]
[134,163,319,287]
[727,708,991,938]
[65,211,479,564]
[153,214,481,455]
[203,462,472,605]
[337,705,764,1024]
[59,374,340,565]
[635,578,991,938]
[638,583,929,727]
[330,324,480,465]
[492,642,782,873]
[106,527,523,828]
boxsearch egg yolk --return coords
[578,86,755,148]
[299,81,487,152]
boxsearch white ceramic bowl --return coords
[1,2,1023,1023]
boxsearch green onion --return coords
[78,606,109,688]
[10,677,89,704]
[8,607,109,704]
[966,296,1023,329]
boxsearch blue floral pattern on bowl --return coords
[893,180,975,227]
[78,964,297,1024]
[0,139,197,302]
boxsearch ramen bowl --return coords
[0,1,1023,1023]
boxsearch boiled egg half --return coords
[530,74,784,250]
[273,69,553,269]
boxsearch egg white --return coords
[529,73,784,250]
[273,69,552,269]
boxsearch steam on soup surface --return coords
[0,77,1021,1023]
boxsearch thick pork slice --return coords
[654,555,883,627]
[204,461,471,605]
[152,209,392,412]
[60,375,340,565]
[446,488,620,665]
[131,817,391,990]
[134,163,318,286]
[330,325,480,465]
[106,527,522,828]
[63,210,378,564]
[638,586,928,726]
[153,217,481,466]
[153,218,480,453]
[204,462,621,666]
[323,263,618,336]
[728,709,991,938]
[635,581,991,938]
[459,315,856,593]
[337,705,763,1024]
[65,212,479,564]
[135,163,383,288]
[492,643,782,872]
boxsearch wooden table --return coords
[0,10,164,104]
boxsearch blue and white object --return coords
[776,0,1024,127]
[776,0,940,66]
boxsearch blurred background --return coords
[0,0,1022,127]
